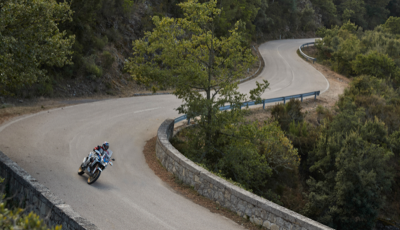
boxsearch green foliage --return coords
[126,0,270,162]
[36,81,54,97]
[352,51,400,80]
[305,121,393,229]
[289,121,308,137]
[333,0,391,29]
[310,0,338,25]
[93,36,109,50]
[316,20,400,78]
[338,75,400,133]
[173,119,299,203]
[216,0,263,39]
[255,0,320,38]
[0,0,75,95]
[364,0,391,29]
[122,0,145,13]
[101,51,115,70]
[0,203,62,230]
[303,75,400,229]
[83,55,103,78]
[316,105,333,123]
[129,0,300,203]
[339,0,367,28]
[383,16,400,34]
[390,130,400,154]
[86,64,103,78]
[387,0,400,18]
[0,177,61,230]
[271,99,304,132]
[216,120,299,199]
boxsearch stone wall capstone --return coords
[0,151,99,230]
[156,119,335,230]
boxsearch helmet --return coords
[103,142,109,150]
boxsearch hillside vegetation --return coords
[2,0,400,98]
[2,0,400,229]
[171,13,400,230]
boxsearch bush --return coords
[85,64,103,78]
[0,177,61,230]
[36,81,54,97]
[172,119,300,203]
[271,99,304,131]
[101,51,115,70]
[0,202,61,230]
[383,16,400,34]
[93,36,108,50]
[305,108,394,230]
[352,51,400,80]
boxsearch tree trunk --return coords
[204,21,215,162]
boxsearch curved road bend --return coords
[0,38,327,230]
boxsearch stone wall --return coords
[156,119,335,230]
[0,151,98,230]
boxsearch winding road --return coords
[0,38,327,230]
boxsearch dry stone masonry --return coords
[156,119,334,230]
[0,151,98,230]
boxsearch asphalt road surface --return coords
[0,38,328,230]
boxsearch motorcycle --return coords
[78,150,114,184]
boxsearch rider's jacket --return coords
[93,146,112,161]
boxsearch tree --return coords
[352,51,400,80]
[0,0,75,95]
[216,120,299,199]
[305,114,393,230]
[126,0,269,162]
[216,0,263,38]
[383,16,400,34]
[310,0,338,26]
[364,0,390,29]
[387,0,400,17]
[339,0,367,28]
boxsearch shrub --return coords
[271,99,304,131]
[101,51,115,70]
[305,109,394,230]
[352,51,400,80]
[36,81,53,97]
[93,36,108,50]
[0,177,61,230]
[383,16,400,34]
[0,202,62,230]
[85,64,103,78]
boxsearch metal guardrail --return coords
[174,90,320,124]
[299,42,317,63]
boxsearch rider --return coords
[93,142,110,156]
[93,141,112,161]
[83,142,112,170]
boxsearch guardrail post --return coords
[187,118,190,125]
[263,100,265,109]
[314,92,317,101]
[283,97,286,105]
[301,95,303,102]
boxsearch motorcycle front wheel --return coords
[87,170,101,184]
[78,165,84,175]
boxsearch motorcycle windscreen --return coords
[104,150,113,162]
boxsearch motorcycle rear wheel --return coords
[87,170,101,184]
[78,165,84,175]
